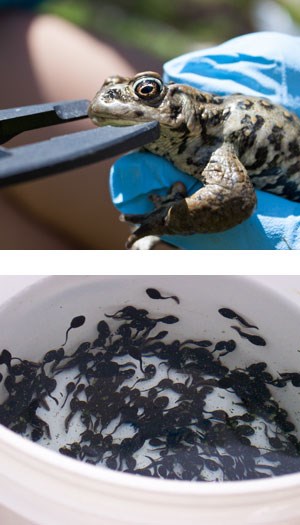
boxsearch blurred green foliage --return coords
[40,0,300,60]
[278,0,300,24]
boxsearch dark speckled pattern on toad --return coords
[88,72,300,247]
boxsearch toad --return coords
[88,72,300,247]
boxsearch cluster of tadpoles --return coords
[1,288,300,482]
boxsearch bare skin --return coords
[0,11,139,249]
[89,72,300,248]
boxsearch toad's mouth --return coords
[89,113,148,127]
[88,101,155,128]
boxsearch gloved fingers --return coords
[164,32,300,117]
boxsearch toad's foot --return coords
[121,182,187,249]
[121,202,177,249]
[123,143,257,249]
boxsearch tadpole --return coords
[157,315,179,325]
[279,372,300,387]
[212,340,237,356]
[231,326,266,346]
[61,381,76,408]
[62,315,86,345]
[218,308,258,329]
[146,288,180,304]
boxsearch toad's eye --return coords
[133,77,163,100]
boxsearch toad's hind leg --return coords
[124,143,257,249]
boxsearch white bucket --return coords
[1,275,300,525]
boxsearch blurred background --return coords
[0,0,300,250]
[39,0,300,59]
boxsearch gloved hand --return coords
[110,31,300,249]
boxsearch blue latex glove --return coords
[110,32,300,249]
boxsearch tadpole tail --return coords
[62,327,72,346]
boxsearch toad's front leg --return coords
[124,143,257,248]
